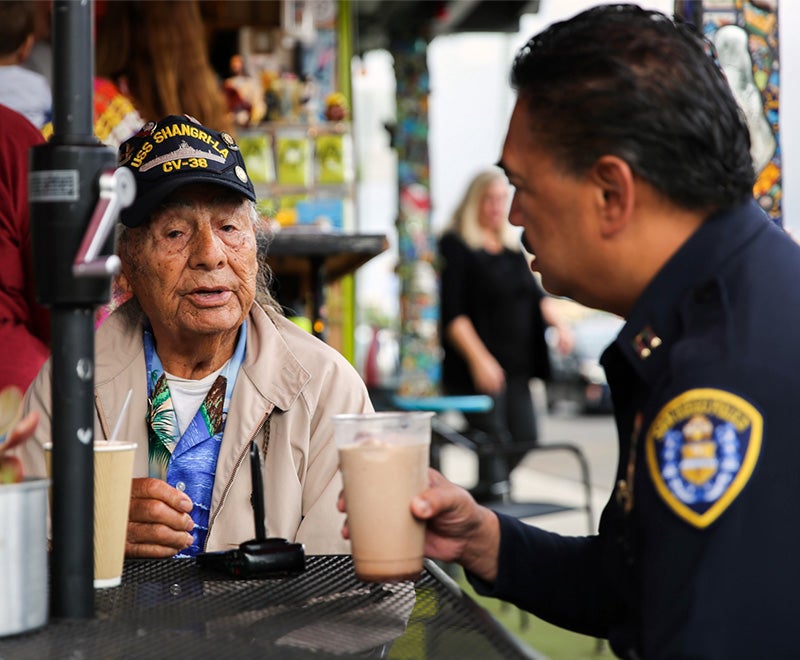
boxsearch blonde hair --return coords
[96,1,229,132]
[444,167,520,251]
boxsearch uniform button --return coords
[176,481,186,492]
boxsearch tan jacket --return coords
[21,301,373,554]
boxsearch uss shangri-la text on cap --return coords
[117,114,256,227]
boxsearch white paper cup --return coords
[0,478,49,637]
[333,412,432,582]
[45,442,137,588]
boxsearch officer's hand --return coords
[126,477,194,558]
[410,469,501,583]
[339,470,501,583]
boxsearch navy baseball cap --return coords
[117,114,256,227]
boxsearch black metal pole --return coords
[51,1,93,143]
[49,307,96,618]
[29,0,116,619]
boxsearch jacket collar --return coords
[603,199,773,386]
[94,301,310,436]
[241,304,310,412]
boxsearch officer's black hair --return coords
[510,3,755,212]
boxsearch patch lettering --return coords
[645,388,762,528]
[138,140,225,173]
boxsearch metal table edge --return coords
[423,559,546,660]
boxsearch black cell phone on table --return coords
[197,442,306,578]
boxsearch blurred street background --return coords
[439,381,617,539]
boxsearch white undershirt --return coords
[165,362,228,435]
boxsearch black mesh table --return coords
[0,555,542,659]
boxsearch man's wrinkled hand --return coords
[126,477,194,558]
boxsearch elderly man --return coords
[343,5,800,658]
[23,114,372,557]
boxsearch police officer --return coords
[341,5,800,658]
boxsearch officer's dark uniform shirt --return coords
[468,200,800,659]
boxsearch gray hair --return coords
[249,201,282,313]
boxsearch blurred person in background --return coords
[0,0,52,129]
[19,115,372,557]
[438,167,572,502]
[42,0,231,146]
[95,0,229,134]
[39,1,145,150]
[20,0,52,88]
[345,5,800,657]
[0,104,49,433]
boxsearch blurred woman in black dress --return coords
[438,167,572,501]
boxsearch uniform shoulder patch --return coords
[645,388,762,528]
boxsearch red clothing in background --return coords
[0,104,50,393]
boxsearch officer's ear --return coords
[590,155,635,239]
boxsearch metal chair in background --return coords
[386,393,596,535]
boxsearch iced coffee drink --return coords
[333,412,433,582]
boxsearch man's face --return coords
[119,184,258,344]
[501,98,597,302]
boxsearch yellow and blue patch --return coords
[645,388,762,528]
